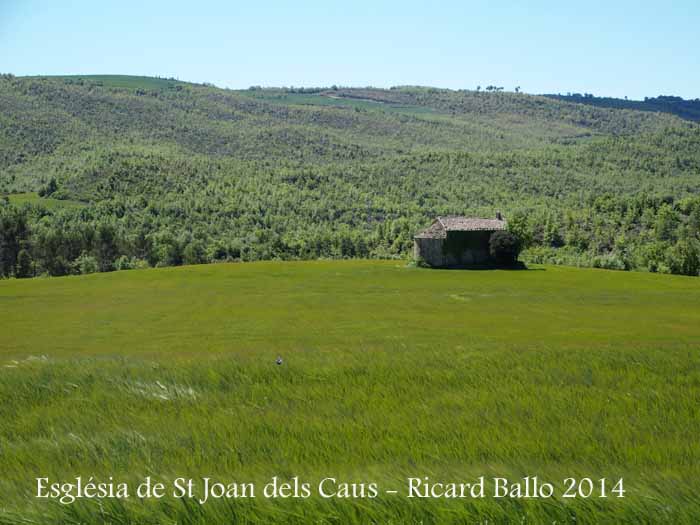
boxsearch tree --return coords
[489,230,522,266]
[95,223,118,272]
[0,206,29,277]
[505,211,532,248]
[153,233,183,267]
[544,216,564,248]
[666,239,700,276]
[38,178,58,197]
[183,240,207,265]
[16,249,33,278]
[655,203,679,242]
[45,256,72,277]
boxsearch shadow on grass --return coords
[413,261,541,271]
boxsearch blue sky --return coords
[1,0,698,99]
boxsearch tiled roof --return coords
[415,216,507,239]
[414,220,447,238]
[438,216,507,231]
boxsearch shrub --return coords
[591,253,627,271]
[114,256,151,271]
[489,230,522,266]
[114,255,134,271]
[409,256,431,268]
[73,253,99,275]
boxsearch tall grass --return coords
[1,261,699,522]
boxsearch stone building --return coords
[413,215,507,267]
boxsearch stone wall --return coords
[414,238,446,266]
[414,231,495,267]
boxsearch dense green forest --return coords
[544,93,700,123]
[1,74,699,277]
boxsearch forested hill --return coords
[543,93,700,123]
[1,74,700,277]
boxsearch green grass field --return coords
[5,192,86,210]
[1,261,699,523]
[237,90,443,116]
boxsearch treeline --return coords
[2,190,699,278]
[0,198,414,278]
[544,93,700,123]
[512,194,700,276]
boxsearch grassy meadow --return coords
[5,192,85,210]
[1,261,699,523]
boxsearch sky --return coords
[1,0,698,100]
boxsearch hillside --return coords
[20,74,191,90]
[1,74,700,277]
[544,93,700,123]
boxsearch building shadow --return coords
[415,261,544,271]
